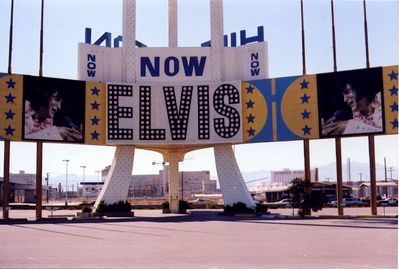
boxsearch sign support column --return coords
[165,0,182,213]
[36,142,43,218]
[210,0,254,208]
[331,0,344,216]
[335,137,344,216]
[363,0,377,216]
[301,0,312,215]
[2,0,14,220]
[2,140,10,219]
[94,0,137,209]
[35,0,45,219]
[168,0,178,48]
[164,151,184,212]
[369,136,377,215]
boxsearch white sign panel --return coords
[137,47,211,83]
[78,44,123,83]
[78,42,268,83]
[106,81,242,145]
[224,42,268,81]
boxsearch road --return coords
[1,209,397,269]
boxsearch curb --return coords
[318,215,398,219]
[258,214,398,220]
[0,218,28,224]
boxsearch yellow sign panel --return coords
[0,74,23,140]
[85,82,106,145]
[242,82,267,142]
[280,75,319,140]
[383,66,399,134]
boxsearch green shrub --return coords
[179,200,189,210]
[161,201,169,209]
[223,202,254,215]
[82,206,92,213]
[79,201,95,207]
[96,200,132,213]
[205,200,218,209]
[255,203,269,216]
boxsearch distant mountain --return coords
[48,174,99,189]
[317,161,397,182]
[242,170,271,187]
[239,161,397,187]
[48,161,396,190]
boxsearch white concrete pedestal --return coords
[214,144,255,208]
[163,151,185,213]
[94,146,135,208]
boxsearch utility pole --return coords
[358,173,363,181]
[387,167,394,198]
[384,158,387,181]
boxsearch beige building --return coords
[98,165,217,199]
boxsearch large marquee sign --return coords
[105,81,242,145]
[0,65,397,145]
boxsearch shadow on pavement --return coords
[241,218,398,230]
[1,210,397,231]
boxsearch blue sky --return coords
[0,0,397,185]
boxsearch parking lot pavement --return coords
[1,205,398,220]
[0,209,397,269]
[270,206,398,217]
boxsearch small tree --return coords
[288,178,307,210]
[288,178,326,216]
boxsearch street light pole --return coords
[80,165,86,183]
[79,165,86,199]
[95,170,101,197]
[96,170,101,183]
[62,159,69,206]
[45,172,49,203]
[181,169,184,201]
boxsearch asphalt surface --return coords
[1,209,397,269]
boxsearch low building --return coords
[358,180,398,198]
[312,181,352,199]
[264,184,290,202]
[80,182,104,198]
[261,181,352,203]
[0,170,48,204]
